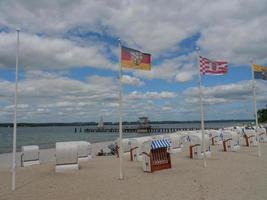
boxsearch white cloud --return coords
[127,91,176,100]
[0,0,267,122]
[183,80,267,105]
[0,32,116,70]
[0,72,120,122]
[121,75,144,86]
[134,53,198,82]
[0,0,266,63]
[0,70,180,122]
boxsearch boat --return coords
[97,116,104,130]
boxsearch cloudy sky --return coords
[0,0,266,123]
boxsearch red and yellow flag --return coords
[121,46,151,70]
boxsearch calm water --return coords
[0,121,249,154]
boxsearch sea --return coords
[0,121,251,154]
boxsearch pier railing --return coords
[79,127,219,133]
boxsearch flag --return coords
[199,56,228,75]
[252,64,267,80]
[121,46,151,70]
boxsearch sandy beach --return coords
[0,142,267,200]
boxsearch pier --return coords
[80,127,218,133]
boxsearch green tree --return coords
[258,105,267,123]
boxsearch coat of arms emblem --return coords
[130,51,143,65]
[210,61,217,70]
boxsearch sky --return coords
[0,0,266,123]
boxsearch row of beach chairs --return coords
[21,126,266,174]
[21,141,92,172]
[116,126,267,172]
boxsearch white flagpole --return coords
[12,28,20,191]
[118,39,124,179]
[250,60,261,158]
[196,47,206,168]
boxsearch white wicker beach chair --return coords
[115,138,131,158]
[257,127,267,143]
[207,130,222,145]
[164,134,183,153]
[129,137,152,161]
[186,133,211,159]
[55,142,79,172]
[243,129,257,147]
[67,141,92,161]
[221,131,240,152]
[141,139,171,173]
[21,145,40,167]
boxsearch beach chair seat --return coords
[60,141,92,161]
[187,133,211,159]
[55,142,79,172]
[243,129,257,147]
[72,141,92,161]
[164,134,183,154]
[129,137,151,161]
[259,133,267,142]
[114,138,131,158]
[258,127,267,143]
[222,131,240,152]
[21,145,40,167]
[141,139,171,173]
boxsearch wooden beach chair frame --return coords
[223,138,232,152]
[211,136,218,146]
[259,132,267,143]
[243,134,256,147]
[189,144,201,159]
[130,146,138,161]
[142,147,171,173]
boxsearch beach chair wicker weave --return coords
[141,139,171,173]
[21,145,40,167]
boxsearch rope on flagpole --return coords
[250,60,261,158]
[118,38,124,179]
[12,27,20,191]
[196,47,206,168]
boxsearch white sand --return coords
[0,142,267,200]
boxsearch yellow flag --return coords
[252,64,267,72]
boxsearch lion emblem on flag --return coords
[130,51,143,65]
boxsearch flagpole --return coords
[250,60,261,158]
[196,47,206,168]
[12,27,20,191]
[118,39,124,179]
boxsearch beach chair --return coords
[186,133,211,159]
[221,131,240,152]
[55,142,79,172]
[61,141,92,161]
[243,129,257,147]
[141,139,171,173]
[21,145,40,167]
[207,130,222,145]
[114,138,131,158]
[75,141,92,161]
[257,127,267,143]
[164,134,183,153]
[129,137,152,161]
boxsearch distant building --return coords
[137,117,151,133]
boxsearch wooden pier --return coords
[79,127,216,133]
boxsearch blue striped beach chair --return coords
[141,139,171,172]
